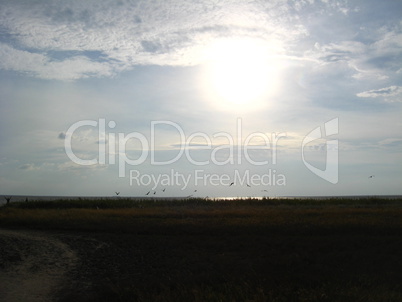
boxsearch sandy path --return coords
[0,229,79,302]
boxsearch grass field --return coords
[1,197,402,301]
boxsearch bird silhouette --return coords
[153,191,156,195]
[229,182,234,186]
[261,190,268,192]
[246,184,251,187]
[368,175,375,178]
[115,192,120,196]
[162,188,166,192]
[146,191,150,195]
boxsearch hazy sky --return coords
[0,0,401,197]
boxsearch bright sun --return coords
[202,38,282,111]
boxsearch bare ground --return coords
[0,229,79,302]
[1,219,402,302]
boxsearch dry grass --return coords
[1,198,402,231]
[1,197,402,301]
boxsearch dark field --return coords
[1,197,402,301]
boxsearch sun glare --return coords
[202,38,282,111]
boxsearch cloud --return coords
[0,0,400,85]
[306,38,397,81]
[58,132,66,139]
[141,40,164,54]
[311,41,366,63]
[357,86,402,102]
[357,26,402,78]
[0,43,117,80]
[304,15,402,81]
[96,138,108,145]
[56,161,107,172]
[19,163,38,171]
[0,0,314,80]
[378,138,402,148]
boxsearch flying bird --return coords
[262,190,268,192]
[146,191,150,195]
[153,191,156,195]
[162,188,166,192]
[229,182,234,186]
[246,184,251,187]
[115,192,120,196]
[369,175,375,178]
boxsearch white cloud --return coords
[56,161,107,172]
[311,41,366,63]
[355,24,402,78]
[0,43,46,73]
[0,0,311,80]
[0,0,400,85]
[307,28,402,80]
[18,163,38,171]
[0,43,117,80]
[357,86,402,102]
[42,56,117,80]
[378,138,402,148]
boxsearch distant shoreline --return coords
[1,194,402,205]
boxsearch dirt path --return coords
[0,229,79,302]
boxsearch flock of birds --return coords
[112,175,377,198]
[0,175,378,205]
[112,181,260,198]
[144,188,167,196]
[1,175,377,204]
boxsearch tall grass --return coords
[3,196,402,209]
[1,197,401,232]
[2,197,402,302]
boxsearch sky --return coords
[0,0,401,198]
